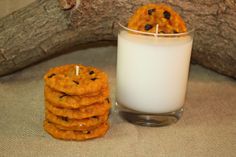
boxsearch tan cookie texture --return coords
[44,85,109,109]
[45,110,109,130]
[44,120,109,141]
[128,3,187,33]
[45,100,111,119]
[44,64,108,95]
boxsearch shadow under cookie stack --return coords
[43,64,111,141]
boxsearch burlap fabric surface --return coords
[0,47,235,157]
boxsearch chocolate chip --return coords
[91,78,97,81]
[163,11,171,20]
[174,30,179,34]
[106,98,110,103]
[59,93,68,98]
[148,8,156,15]
[73,80,79,85]
[48,73,56,78]
[144,24,153,31]
[92,116,98,118]
[82,130,90,134]
[61,116,68,121]
[89,71,94,75]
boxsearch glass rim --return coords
[118,22,194,37]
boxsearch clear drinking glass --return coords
[116,22,194,126]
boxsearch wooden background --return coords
[0,0,235,78]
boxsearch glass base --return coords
[116,102,183,127]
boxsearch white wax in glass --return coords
[116,31,193,113]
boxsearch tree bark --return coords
[0,0,235,78]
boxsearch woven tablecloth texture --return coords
[0,46,235,157]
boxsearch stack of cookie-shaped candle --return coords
[43,64,111,141]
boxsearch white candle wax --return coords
[116,31,193,113]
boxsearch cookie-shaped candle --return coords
[128,3,187,33]
[43,64,111,140]
[44,64,108,96]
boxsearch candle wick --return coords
[76,65,79,76]
[155,24,159,38]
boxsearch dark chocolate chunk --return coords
[163,11,171,20]
[174,30,179,34]
[73,80,79,85]
[89,71,95,75]
[59,93,68,98]
[148,8,156,15]
[82,130,90,134]
[91,78,97,81]
[61,116,68,121]
[144,24,153,31]
[48,73,56,78]
[106,98,110,103]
